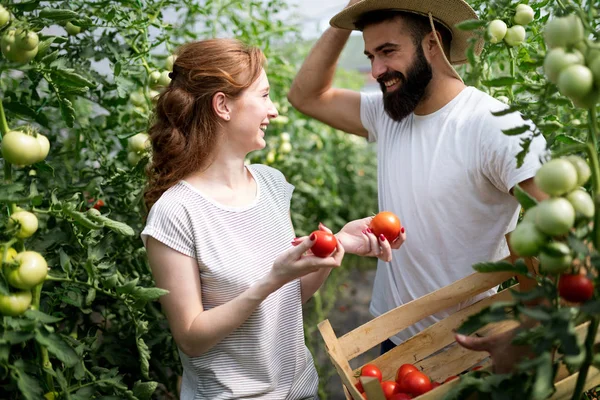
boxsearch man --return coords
[287,0,547,369]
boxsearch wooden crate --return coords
[318,268,600,400]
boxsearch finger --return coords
[289,232,317,258]
[331,238,345,265]
[455,333,492,352]
[291,236,309,247]
[365,230,380,256]
[390,227,406,250]
[318,222,333,234]
[377,234,393,262]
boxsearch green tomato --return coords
[539,242,572,275]
[566,156,591,186]
[557,65,594,99]
[166,54,177,71]
[149,70,161,89]
[0,291,32,316]
[36,133,50,162]
[279,142,292,154]
[158,70,171,87]
[149,89,160,104]
[8,210,38,239]
[127,151,143,166]
[504,25,526,46]
[15,29,39,51]
[0,6,10,28]
[1,130,43,166]
[129,91,146,107]
[534,158,578,196]
[3,247,17,263]
[572,89,600,109]
[521,205,538,224]
[543,48,583,84]
[65,22,81,35]
[535,198,576,236]
[7,251,48,290]
[128,133,150,153]
[1,29,38,63]
[514,4,534,26]
[487,19,507,44]
[590,56,600,88]
[566,189,595,218]
[509,222,546,256]
[544,15,585,48]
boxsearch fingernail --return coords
[362,229,367,235]
[310,233,316,241]
[401,227,405,234]
[455,334,466,340]
[366,228,372,233]
[379,234,386,241]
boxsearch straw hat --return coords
[330,0,484,65]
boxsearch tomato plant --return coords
[370,211,402,242]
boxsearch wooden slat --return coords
[551,368,600,399]
[339,270,515,360]
[317,320,364,400]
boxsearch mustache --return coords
[377,71,405,90]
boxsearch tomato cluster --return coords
[127,132,150,166]
[1,210,48,317]
[510,155,595,302]
[543,14,600,108]
[1,129,50,167]
[487,4,534,47]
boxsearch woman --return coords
[142,38,404,399]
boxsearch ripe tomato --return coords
[487,20,507,43]
[92,199,106,210]
[8,210,39,239]
[509,222,546,257]
[370,211,401,242]
[514,4,534,25]
[431,381,441,389]
[539,242,572,275]
[360,364,383,382]
[402,371,432,396]
[566,189,595,218]
[534,158,578,196]
[535,198,575,236]
[544,15,584,49]
[395,363,418,385]
[558,274,594,303]
[6,251,48,290]
[444,375,459,383]
[310,230,337,258]
[566,156,591,186]
[355,381,364,393]
[543,48,584,84]
[504,25,526,46]
[0,6,9,27]
[389,393,412,400]
[471,366,484,371]
[1,130,44,166]
[558,65,594,99]
[0,290,32,316]
[381,381,400,399]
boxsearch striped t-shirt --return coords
[141,164,319,400]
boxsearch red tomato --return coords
[395,364,418,385]
[355,381,364,393]
[93,199,105,210]
[471,366,483,371]
[402,371,432,397]
[431,381,441,389]
[444,375,459,383]
[558,274,594,303]
[360,364,383,382]
[389,394,412,400]
[381,380,400,399]
[370,211,402,241]
[310,230,337,258]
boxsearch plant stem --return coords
[0,99,9,138]
[571,317,599,400]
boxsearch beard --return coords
[378,45,433,122]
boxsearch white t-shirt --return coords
[360,87,546,344]
[141,164,319,400]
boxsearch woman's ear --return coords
[212,92,231,121]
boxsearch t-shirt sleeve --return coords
[360,92,384,143]
[141,200,196,258]
[479,105,547,194]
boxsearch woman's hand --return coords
[269,232,344,288]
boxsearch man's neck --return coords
[413,76,466,116]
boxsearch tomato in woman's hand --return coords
[401,371,432,396]
[370,211,402,242]
[360,363,383,382]
[381,380,400,399]
[310,230,337,258]
[395,363,418,385]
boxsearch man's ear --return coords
[423,30,445,59]
[212,92,231,121]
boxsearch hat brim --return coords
[330,0,483,65]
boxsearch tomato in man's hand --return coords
[370,211,402,241]
[310,230,337,258]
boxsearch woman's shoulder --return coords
[248,164,288,183]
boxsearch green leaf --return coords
[514,184,538,210]
[518,306,551,321]
[482,77,518,87]
[456,301,517,335]
[39,8,79,21]
[24,309,63,324]
[137,337,151,379]
[503,124,531,136]
[473,260,528,275]
[553,134,585,145]
[35,331,79,367]
[1,331,35,344]
[455,19,486,31]
[132,287,169,302]
[3,101,49,127]
[72,386,95,400]
[117,278,140,295]
[133,380,158,400]
[510,286,546,302]
[12,360,44,400]
[58,96,76,128]
[580,299,600,314]
[531,352,555,400]
[52,69,96,89]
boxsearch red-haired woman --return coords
[141,38,405,399]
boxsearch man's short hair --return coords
[355,10,452,57]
